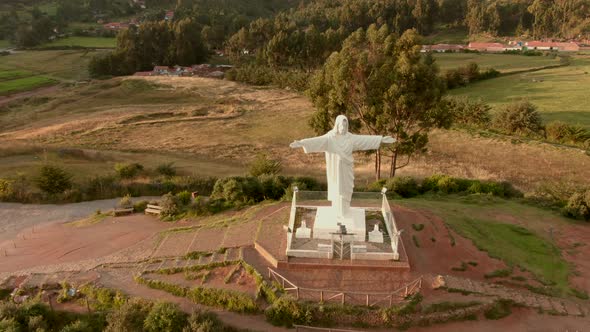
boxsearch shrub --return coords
[249,153,282,177]
[160,193,180,218]
[144,302,188,332]
[493,101,544,137]
[264,296,312,327]
[176,190,192,206]
[412,224,424,231]
[0,179,14,199]
[436,175,460,194]
[484,299,515,320]
[60,319,93,332]
[118,194,133,208]
[184,310,229,332]
[35,165,73,194]
[562,190,590,221]
[105,299,152,332]
[115,163,144,179]
[444,97,492,127]
[133,200,149,212]
[546,121,590,147]
[385,176,419,198]
[156,163,177,177]
[484,268,512,279]
[211,177,264,206]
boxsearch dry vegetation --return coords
[0,76,588,192]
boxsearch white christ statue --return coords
[290,115,395,221]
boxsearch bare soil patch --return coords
[0,214,171,274]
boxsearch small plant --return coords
[133,200,148,212]
[467,261,478,267]
[431,237,436,243]
[248,153,282,177]
[114,163,144,179]
[175,190,192,206]
[412,224,424,231]
[449,233,456,247]
[412,235,420,248]
[118,194,133,208]
[200,271,211,284]
[484,268,512,279]
[156,162,176,177]
[484,299,515,320]
[451,262,468,272]
[510,276,526,282]
[493,101,543,137]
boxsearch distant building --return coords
[525,41,580,52]
[421,44,465,53]
[153,66,171,75]
[133,71,153,76]
[103,22,129,31]
[467,42,505,52]
[165,10,174,20]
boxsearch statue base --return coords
[313,206,366,242]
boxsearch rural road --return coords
[0,197,159,243]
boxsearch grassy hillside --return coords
[450,56,590,128]
[0,75,588,192]
[398,195,579,296]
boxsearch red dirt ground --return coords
[0,214,171,273]
[394,205,510,281]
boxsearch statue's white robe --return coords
[298,133,382,213]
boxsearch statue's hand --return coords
[290,140,302,148]
[381,136,396,144]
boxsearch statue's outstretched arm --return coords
[290,135,328,153]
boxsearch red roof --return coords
[468,42,504,49]
[153,66,170,71]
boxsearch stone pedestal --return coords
[313,207,366,242]
[368,225,384,243]
[295,221,311,239]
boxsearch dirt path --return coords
[0,196,159,243]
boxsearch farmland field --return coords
[450,56,590,128]
[42,37,116,49]
[433,53,562,73]
[0,75,56,95]
[0,40,10,49]
[0,50,106,81]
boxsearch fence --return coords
[268,268,421,306]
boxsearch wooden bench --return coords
[113,207,134,216]
[145,204,162,216]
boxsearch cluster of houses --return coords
[133,64,233,78]
[422,40,588,53]
[103,11,174,31]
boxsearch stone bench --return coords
[145,204,162,216]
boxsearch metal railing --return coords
[268,267,422,306]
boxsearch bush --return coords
[183,310,230,332]
[562,190,590,221]
[546,121,590,148]
[0,179,14,199]
[248,153,282,177]
[160,193,180,218]
[115,163,144,179]
[211,177,264,206]
[35,165,73,194]
[176,190,192,206]
[105,299,152,332]
[144,302,188,332]
[264,296,312,327]
[484,299,515,320]
[156,163,177,177]
[118,194,133,208]
[444,97,492,127]
[385,176,419,198]
[133,200,149,212]
[493,101,544,137]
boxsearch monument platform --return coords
[313,206,366,241]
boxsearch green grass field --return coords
[0,76,56,95]
[423,27,469,45]
[450,56,590,128]
[0,69,33,81]
[398,196,574,295]
[433,53,561,73]
[42,37,117,49]
[0,50,106,81]
[0,40,10,48]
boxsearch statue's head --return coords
[334,115,348,135]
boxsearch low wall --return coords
[254,242,278,268]
[351,252,396,261]
[287,249,332,259]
